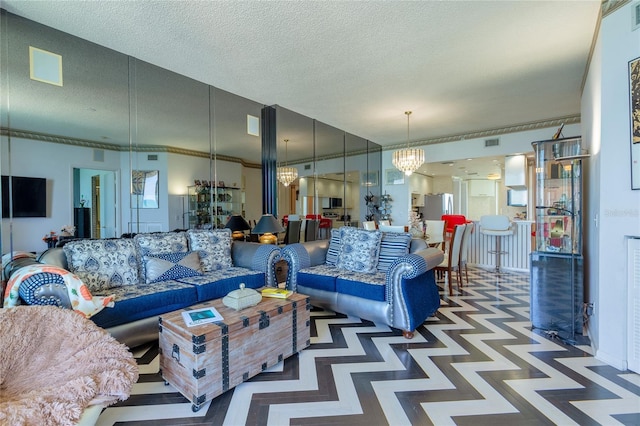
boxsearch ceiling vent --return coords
[147,154,158,161]
[304,164,311,170]
[633,1,640,31]
[485,138,500,147]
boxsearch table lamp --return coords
[225,214,251,240]
[251,214,284,244]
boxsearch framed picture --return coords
[630,56,640,189]
[131,170,159,208]
[361,171,378,187]
[385,169,405,185]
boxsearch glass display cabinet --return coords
[530,136,588,344]
[188,184,243,229]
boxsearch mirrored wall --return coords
[0,8,380,256]
[274,106,382,227]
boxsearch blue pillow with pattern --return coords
[143,251,202,284]
[336,227,382,273]
[134,232,189,282]
[377,232,412,272]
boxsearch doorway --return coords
[73,168,118,238]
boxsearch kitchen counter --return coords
[467,220,533,272]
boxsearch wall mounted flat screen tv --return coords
[330,197,342,208]
[1,175,47,218]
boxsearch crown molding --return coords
[0,127,262,169]
[2,114,579,168]
[602,0,630,18]
[383,114,581,151]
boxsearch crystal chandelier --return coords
[277,139,298,187]
[392,111,425,176]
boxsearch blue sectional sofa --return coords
[281,227,443,338]
[9,230,280,348]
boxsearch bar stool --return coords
[479,215,514,273]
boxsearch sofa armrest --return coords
[20,278,72,308]
[4,263,72,308]
[231,241,281,287]
[36,247,69,269]
[281,240,329,292]
[2,250,72,308]
[387,247,443,281]
[409,247,444,271]
[385,247,444,330]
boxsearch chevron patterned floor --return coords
[96,267,640,425]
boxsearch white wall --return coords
[1,137,121,252]
[381,124,577,225]
[1,137,249,250]
[424,124,581,163]
[582,3,640,370]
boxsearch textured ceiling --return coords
[1,0,601,175]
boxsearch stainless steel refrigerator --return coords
[420,193,453,220]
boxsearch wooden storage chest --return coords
[159,292,311,411]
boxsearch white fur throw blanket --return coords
[0,306,139,425]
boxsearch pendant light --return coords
[277,139,298,187]
[392,111,425,176]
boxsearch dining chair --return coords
[459,221,474,286]
[378,224,406,233]
[318,217,332,239]
[435,223,466,296]
[424,219,445,249]
[362,221,377,230]
[283,220,301,245]
[305,219,319,242]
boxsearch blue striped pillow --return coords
[376,232,412,272]
[325,228,342,266]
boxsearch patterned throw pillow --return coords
[336,227,382,274]
[134,232,188,256]
[325,228,342,266]
[134,232,189,281]
[376,232,412,272]
[186,229,232,272]
[142,251,202,284]
[63,239,139,291]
